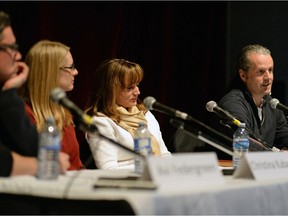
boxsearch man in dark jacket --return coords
[218,44,288,151]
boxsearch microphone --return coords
[206,100,277,152]
[50,88,93,126]
[270,98,288,113]
[206,100,241,126]
[143,96,191,121]
[50,88,145,161]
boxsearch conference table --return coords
[1,167,288,215]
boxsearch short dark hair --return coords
[0,11,11,41]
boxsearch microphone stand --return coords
[172,112,275,154]
[186,115,233,144]
[170,118,233,156]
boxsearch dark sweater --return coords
[218,89,288,151]
[0,89,38,176]
[0,143,13,177]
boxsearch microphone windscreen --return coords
[50,87,66,103]
[270,98,279,109]
[206,101,217,112]
[143,96,156,110]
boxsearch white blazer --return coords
[86,111,172,170]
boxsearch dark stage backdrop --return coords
[3,1,287,162]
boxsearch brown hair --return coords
[0,11,10,41]
[85,58,147,123]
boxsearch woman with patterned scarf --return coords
[85,58,172,170]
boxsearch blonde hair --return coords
[19,40,73,132]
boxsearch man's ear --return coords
[239,69,247,82]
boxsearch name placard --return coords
[234,151,288,180]
[147,152,224,190]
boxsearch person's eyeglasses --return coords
[60,63,76,72]
[0,43,19,59]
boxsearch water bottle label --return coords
[233,138,249,148]
[39,135,61,150]
[41,144,61,150]
[233,138,249,169]
[134,138,151,156]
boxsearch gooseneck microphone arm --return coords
[143,96,236,156]
[143,96,234,144]
[184,113,234,143]
[206,100,275,152]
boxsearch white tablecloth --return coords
[1,169,288,215]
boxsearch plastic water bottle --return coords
[233,123,249,170]
[134,122,152,174]
[37,117,61,180]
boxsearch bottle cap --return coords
[46,116,55,123]
[138,122,145,127]
[239,122,246,128]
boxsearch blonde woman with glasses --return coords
[19,40,85,170]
